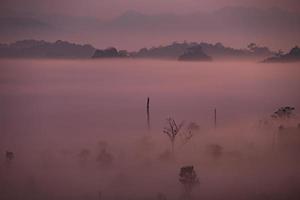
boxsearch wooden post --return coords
[214,108,217,128]
[147,97,150,130]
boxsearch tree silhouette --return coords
[163,118,184,155]
[5,151,14,161]
[179,166,199,199]
[271,106,295,120]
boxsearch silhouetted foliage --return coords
[4,151,14,168]
[132,41,273,60]
[264,46,300,62]
[92,47,128,58]
[179,166,199,199]
[0,39,95,58]
[178,45,212,61]
[5,151,14,162]
[271,106,295,120]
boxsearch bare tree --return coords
[163,118,184,155]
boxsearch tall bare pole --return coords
[214,108,217,128]
[147,97,150,130]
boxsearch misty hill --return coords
[92,47,128,58]
[178,45,212,61]
[263,46,300,63]
[0,16,51,34]
[132,42,274,60]
[105,7,300,33]
[0,40,95,58]
[1,7,299,50]
[99,7,300,50]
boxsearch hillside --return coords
[0,40,95,58]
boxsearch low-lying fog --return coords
[0,59,300,200]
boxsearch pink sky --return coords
[1,0,300,19]
[0,0,299,51]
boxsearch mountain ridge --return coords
[1,6,299,50]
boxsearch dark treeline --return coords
[263,46,300,63]
[1,39,300,62]
[0,39,274,61]
[0,40,95,58]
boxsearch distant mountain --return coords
[0,40,95,58]
[0,17,49,30]
[105,6,300,31]
[104,10,180,30]
[1,7,299,50]
[178,45,212,61]
[103,7,300,34]
[0,13,101,33]
[263,46,300,63]
[131,42,274,60]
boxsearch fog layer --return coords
[0,59,300,200]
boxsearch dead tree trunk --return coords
[214,108,217,128]
[147,97,150,130]
[163,118,184,156]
